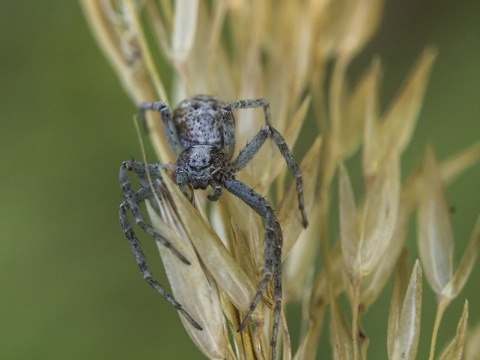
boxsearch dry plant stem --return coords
[281,310,293,360]
[318,182,340,357]
[319,55,352,360]
[351,276,361,360]
[428,296,449,360]
[205,3,227,89]
[329,56,349,150]
[81,1,152,102]
[317,132,339,357]
[123,1,168,102]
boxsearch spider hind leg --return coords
[223,179,283,359]
[232,126,308,228]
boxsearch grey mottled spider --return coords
[119,95,308,359]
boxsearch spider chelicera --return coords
[119,95,308,359]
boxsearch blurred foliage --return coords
[0,1,478,359]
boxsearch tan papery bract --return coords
[146,202,231,359]
[390,260,422,360]
[418,147,454,295]
[161,173,262,323]
[438,301,469,360]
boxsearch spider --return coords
[119,95,308,359]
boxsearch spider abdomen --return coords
[173,95,231,150]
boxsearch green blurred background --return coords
[1,1,478,359]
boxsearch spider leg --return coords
[120,160,191,263]
[119,161,202,330]
[232,126,308,228]
[139,101,185,156]
[223,179,282,360]
[224,98,272,125]
[178,183,195,204]
[207,180,223,201]
[222,98,272,157]
[119,203,202,330]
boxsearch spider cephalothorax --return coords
[119,95,307,360]
[174,145,232,197]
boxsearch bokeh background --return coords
[1,1,479,359]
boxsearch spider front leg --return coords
[233,126,309,227]
[223,179,283,360]
[119,160,202,330]
[139,101,185,156]
[120,161,189,261]
[221,98,272,157]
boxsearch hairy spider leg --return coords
[222,98,271,158]
[223,179,282,360]
[120,161,189,260]
[223,98,307,359]
[119,160,202,330]
[139,102,185,156]
[233,126,309,228]
[222,98,307,227]
[224,98,272,125]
